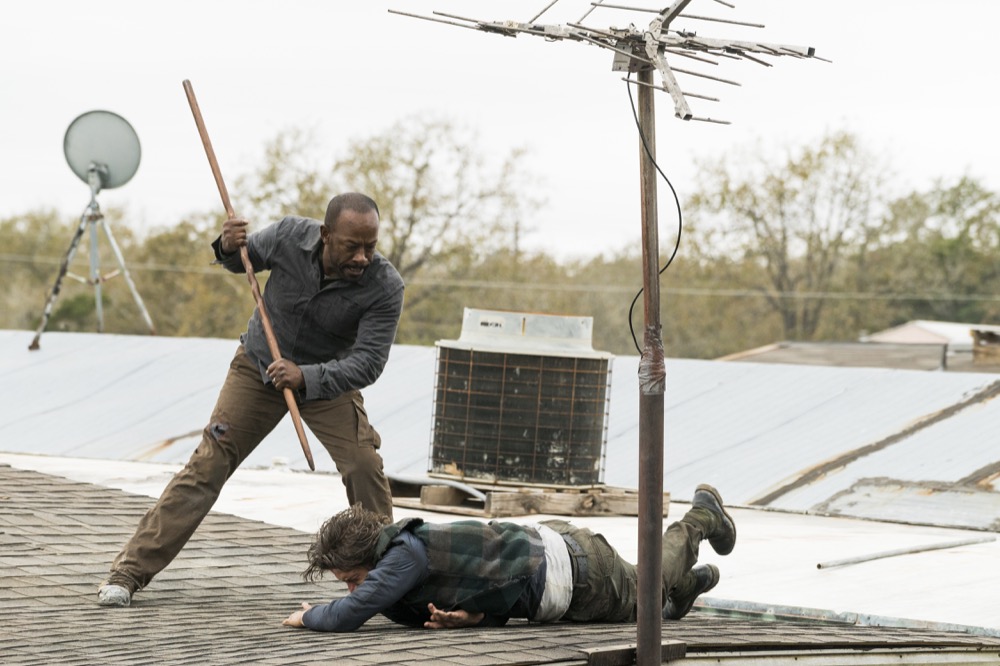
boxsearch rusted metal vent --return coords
[431,309,613,486]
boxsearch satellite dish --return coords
[63,110,141,190]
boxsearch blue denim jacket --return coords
[212,215,404,401]
[303,530,429,632]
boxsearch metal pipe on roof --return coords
[386,474,488,502]
[696,597,1000,639]
[816,535,997,570]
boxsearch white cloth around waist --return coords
[530,524,573,622]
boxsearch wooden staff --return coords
[182,79,315,471]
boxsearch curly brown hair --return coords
[303,504,392,582]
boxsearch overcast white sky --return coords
[2,1,997,260]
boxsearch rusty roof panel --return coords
[817,479,1000,529]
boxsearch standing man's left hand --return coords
[268,359,304,391]
[282,602,314,627]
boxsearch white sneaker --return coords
[97,584,132,607]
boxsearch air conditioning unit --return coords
[430,308,614,487]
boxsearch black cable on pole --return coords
[626,79,684,354]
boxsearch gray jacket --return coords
[213,215,404,400]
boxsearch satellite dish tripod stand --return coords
[28,165,156,350]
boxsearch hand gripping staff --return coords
[182,79,316,471]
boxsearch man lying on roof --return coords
[282,484,736,631]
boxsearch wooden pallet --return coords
[391,478,670,518]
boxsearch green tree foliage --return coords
[128,216,251,339]
[686,131,888,341]
[0,209,75,330]
[0,207,154,334]
[874,177,1000,324]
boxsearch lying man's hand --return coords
[424,602,484,629]
[282,602,314,628]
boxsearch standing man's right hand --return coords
[220,217,249,254]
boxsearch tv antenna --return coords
[390,2,822,663]
[29,110,156,350]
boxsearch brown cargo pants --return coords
[108,345,393,592]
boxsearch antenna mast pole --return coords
[635,64,666,665]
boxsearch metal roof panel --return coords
[4,329,1000,530]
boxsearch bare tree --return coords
[234,117,539,285]
[334,115,538,281]
[234,126,334,224]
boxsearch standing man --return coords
[282,484,736,631]
[98,192,404,607]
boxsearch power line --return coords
[408,279,1000,303]
[0,253,224,276]
[6,253,1000,303]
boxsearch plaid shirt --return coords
[378,518,545,620]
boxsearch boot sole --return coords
[664,564,719,620]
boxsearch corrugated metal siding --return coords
[4,329,1000,529]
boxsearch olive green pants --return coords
[543,506,716,623]
[109,346,393,591]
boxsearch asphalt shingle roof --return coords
[3,463,1000,665]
